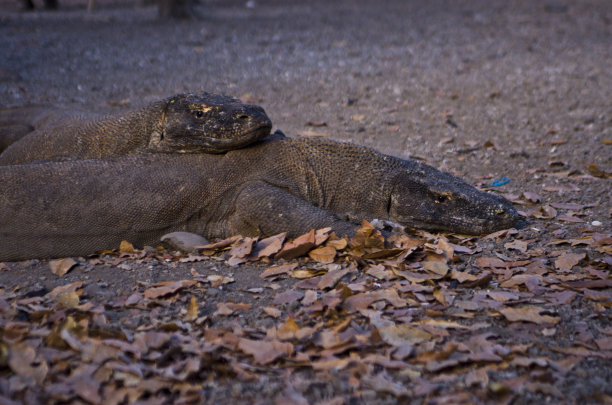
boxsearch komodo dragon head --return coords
[386,164,526,235]
[149,92,272,153]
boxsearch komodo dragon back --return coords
[0,92,272,164]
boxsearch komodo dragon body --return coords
[0,92,272,164]
[0,134,523,261]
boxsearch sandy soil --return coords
[0,0,610,403]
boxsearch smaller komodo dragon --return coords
[0,92,272,164]
[0,133,525,261]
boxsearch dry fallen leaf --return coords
[260,262,299,278]
[308,246,336,264]
[143,280,198,299]
[277,317,300,340]
[119,240,136,253]
[238,338,293,364]
[422,260,449,277]
[554,252,586,271]
[249,233,286,259]
[504,240,528,253]
[49,258,78,276]
[263,306,282,318]
[7,342,49,385]
[275,230,316,260]
[378,324,433,346]
[185,296,199,320]
[499,306,560,324]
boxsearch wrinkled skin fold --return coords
[0,134,524,261]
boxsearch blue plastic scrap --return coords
[490,176,510,187]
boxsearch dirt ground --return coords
[0,0,611,404]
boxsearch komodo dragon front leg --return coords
[0,92,272,164]
[226,182,357,238]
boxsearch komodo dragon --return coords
[0,92,272,164]
[0,133,524,261]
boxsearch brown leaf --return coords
[433,288,454,307]
[378,324,433,346]
[260,262,299,278]
[57,290,81,308]
[263,306,282,318]
[227,237,257,265]
[343,288,406,312]
[273,289,304,305]
[499,306,560,324]
[308,246,336,264]
[317,267,351,290]
[362,372,410,397]
[214,302,235,316]
[450,268,479,283]
[504,240,528,253]
[476,257,507,268]
[143,280,198,299]
[365,264,394,280]
[196,235,241,250]
[583,289,612,302]
[206,274,235,288]
[306,120,328,127]
[586,163,612,178]
[521,191,542,203]
[326,237,348,250]
[249,233,286,259]
[275,230,316,260]
[487,291,519,302]
[238,338,293,364]
[277,317,300,340]
[106,97,130,106]
[595,337,612,351]
[554,252,586,271]
[422,260,449,276]
[349,220,385,250]
[49,258,78,276]
[532,205,557,219]
[435,237,454,260]
[185,296,199,320]
[315,228,332,245]
[119,240,136,253]
[7,342,48,385]
[70,375,102,404]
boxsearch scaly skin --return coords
[0,134,525,261]
[0,92,272,164]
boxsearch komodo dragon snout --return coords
[153,93,272,153]
[387,168,525,235]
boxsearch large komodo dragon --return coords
[0,133,524,261]
[0,92,272,163]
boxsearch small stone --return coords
[591,221,602,226]
[160,232,210,253]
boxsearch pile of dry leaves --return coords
[1,211,611,403]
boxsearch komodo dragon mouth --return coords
[167,121,273,153]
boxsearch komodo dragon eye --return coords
[435,195,449,203]
[193,110,204,119]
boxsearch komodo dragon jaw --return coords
[386,166,525,235]
[150,92,272,154]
